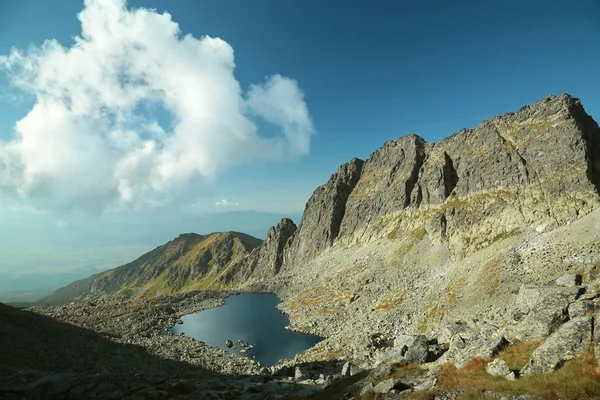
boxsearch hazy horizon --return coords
[0,209,302,301]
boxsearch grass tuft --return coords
[436,348,600,400]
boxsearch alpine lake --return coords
[170,293,324,366]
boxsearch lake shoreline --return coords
[171,292,324,367]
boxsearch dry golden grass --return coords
[388,363,427,380]
[289,284,353,313]
[407,392,436,400]
[436,349,600,400]
[496,340,542,371]
[374,291,405,311]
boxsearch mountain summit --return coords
[42,231,262,304]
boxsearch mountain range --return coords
[44,93,600,316]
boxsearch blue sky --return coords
[0,0,599,294]
[1,0,599,214]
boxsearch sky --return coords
[0,0,599,296]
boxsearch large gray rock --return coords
[435,328,507,369]
[369,363,392,380]
[568,300,594,318]
[373,377,407,394]
[341,361,363,377]
[505,284,575,342]
[555,273,583,287]
[486,359,515,380]
[379,334,432,365]
[521,316,592,375]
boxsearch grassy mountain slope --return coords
[42,231,262,305]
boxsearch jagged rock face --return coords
[220,218,297,285]
[282,158,364,269]
[338,135,429,237]
[42,232,263,304]
[322,94,600,258]
[271,94,600,367]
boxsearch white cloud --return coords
[0,0,314,213]
[215,199,238,207]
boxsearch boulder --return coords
[486,359,516,380]
[555,273,583,287]
[369,363,392,380]
[401,335,431,364]
[360,383,374,397]
[434,326,507,369]
[380,334,432,365]
[373,377,408,394]
[341,361,363,377]
[579,284,600,300]
[314,375,334,389]
[436,322,468,345]
[514,284,581,314]
[521,316,592,375]
[294,366,306,381]
[505,285,575,342]
[567,300,594,318]
[225,340,233,348]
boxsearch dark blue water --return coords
[171,293,323,366]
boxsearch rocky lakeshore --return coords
[2,290,357,399]
[6,270,600,400]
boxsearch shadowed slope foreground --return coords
[0,301,216,399]
[1,293,354,399]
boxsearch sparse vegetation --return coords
[374,291,405,311]
[435,349,600,400]
[496,340,542,371]
[473,256,502,297]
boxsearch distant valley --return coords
[0,210,300,302]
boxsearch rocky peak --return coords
[281,157,364,270]
[323,93,600,256]
[255,218,298,275]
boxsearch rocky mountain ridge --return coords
[45,94,600,308]
[42,231,262,304]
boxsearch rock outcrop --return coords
[219,218,298,285]
[521,316,592,375]
[327,94,600,257]
[282,157,364,270]
[271,93,600,364]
